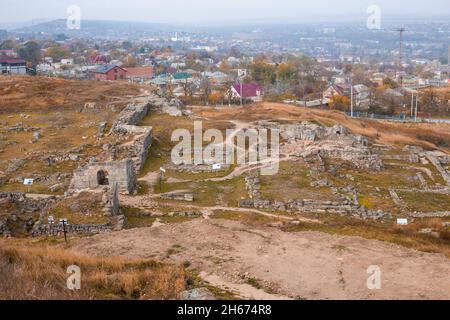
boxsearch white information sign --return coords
[23,179,34,186]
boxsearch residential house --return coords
[324,83,370,107]
[94,65,127,81]
[90,54,110,64]
[61,59,74,65]
[0,49,16,57]
[125,66,154,82]
[231,82,264,102]
[201,71,230,85]
[370,72,388,86]
[0,57,27,75]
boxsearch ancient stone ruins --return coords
[69,95,185,196]
[23,95,183,237]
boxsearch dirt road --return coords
[74,218,450,300]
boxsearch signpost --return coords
[23,178,34,193]
[60,218,69,243]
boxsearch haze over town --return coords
[1,0,450,25]
[0,0,449,303]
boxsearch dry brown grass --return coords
[0,76,148,194]
[0,75,142,112]
[283,215,450,258]
[0,241,186,300]
[193,103,450,151]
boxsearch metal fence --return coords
[346,112,450,124]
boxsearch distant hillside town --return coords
[0,18,449,117]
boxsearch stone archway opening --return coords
[97,170,110,186]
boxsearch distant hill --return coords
[12,19,176,38]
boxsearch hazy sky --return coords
[1,0,450,24]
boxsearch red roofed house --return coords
[90,54,110,64]
[231,82,264,102]
[125,66,154,82]
[94,64,127,81]
[0,57,27,75]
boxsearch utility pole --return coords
[397,27,406,86]
[415,93,419,122]
[411,93,414,118]
[240,80,243,107]
[350,75,354,117]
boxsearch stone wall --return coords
[0,192,59,237]
[32,223,113,237]
[160,192,194,202]
[277,121,384,171]
[112,102,153,172]
[102,183,120,216]
[426,154,450,187]
[70,159,136,194]
[410,211,450,218]
[239,198,387,220]
[112,103,151,130]
[116,125,153,172]
[166,163,231,173]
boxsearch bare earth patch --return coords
[74,218,450,300]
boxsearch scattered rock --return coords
[181,288,216,300]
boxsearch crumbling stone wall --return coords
[102,183,120,216]
[410,211,450,218]
[239,199,387,220]
[32,223,113,237]
[69,96,182,194]
[245,171,261,199]
[0,192,59,236]
[116,125,153,171]
[274,121,384,171]
[160,192,194,202]
[426,154,450,187]
[112,102,153,171]
[70,160,136,194]
[112,103,151,130]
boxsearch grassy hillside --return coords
[0,242,186,300]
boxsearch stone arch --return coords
[97,170,110,186]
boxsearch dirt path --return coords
[205,155,292,182]
[74,218,450,300]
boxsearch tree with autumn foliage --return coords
[208,92,224,106]
[329,95,350,111]
[122,55,137,67]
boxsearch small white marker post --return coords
[159,167,166,192]
[23,178,34,193]
[212,163,222,177]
